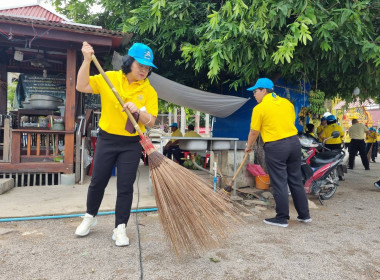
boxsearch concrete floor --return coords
[0,164,156,219]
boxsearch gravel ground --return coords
[1,163,380,280]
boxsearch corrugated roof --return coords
[0,14,124,36]
[0,4,67,22]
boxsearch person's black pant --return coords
[324,144,344,179]
[87,129,142,228]
[348,139,369,169]
[164,145,183,165]
[366,142,377,161]
[264,135,310,221]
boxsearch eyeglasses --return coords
[136,62,152,72]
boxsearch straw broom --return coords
[90,54,243,256]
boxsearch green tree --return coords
[7,82,16,111]
[49,0,380,100]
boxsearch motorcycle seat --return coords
[310,150,343,168]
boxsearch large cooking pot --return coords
[29,99,63,110]
[30,94,63,102]
[29,94,63,110]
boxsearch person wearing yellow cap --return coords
[245,78,310,228]
[75,42,158,246]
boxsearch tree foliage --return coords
[49,0,380,100]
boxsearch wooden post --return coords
[64,48,76,171]
[11,131,20,164]
[0,63,7,115]
[36,134,41,156]
[3,118,10,162]
[27,133,31,156]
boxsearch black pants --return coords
[163,145,183,165]
[348,139,369,169]
[324,144,344,179]
[366,142,377,161]
[87,129,142,228]
[264,135,310,221]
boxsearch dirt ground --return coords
[1,163,380,280]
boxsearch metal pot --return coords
[22,101,33,109]
[29,99,63,110]
[30,94,63,103]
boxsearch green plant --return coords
[7,82,17,111]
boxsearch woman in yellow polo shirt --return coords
[75,42,158,246]
[245,78,310,228]
[366,127,377,162]
[320,115,344,150]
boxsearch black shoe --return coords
[374,180,380,190]
[263,217,288,228]
[338,176,345,181]
[365,167,370,170]
[297,216,312,223]
[372,160,376,163]
[347,167,353,170]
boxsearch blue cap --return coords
[326,115,336,122]
[321,117,326,121]
[169,122,178,128]
[247,78,274,91]
[128,43,157,69]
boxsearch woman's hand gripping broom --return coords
[90,53,244,257]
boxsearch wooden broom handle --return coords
[231,152,250,182]
[91,54,144,137]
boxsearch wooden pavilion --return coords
[0,4,131,184]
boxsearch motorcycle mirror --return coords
[332,131,340,138]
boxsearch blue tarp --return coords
[213,78,310,140]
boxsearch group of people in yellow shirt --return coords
[311,114,345,180]
[163,123,201,165]
[313,116,379,169]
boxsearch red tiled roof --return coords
[0,5,66,22]
[0,14,124,36]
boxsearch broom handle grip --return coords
[230,152,250,182]
[90,54,144,137]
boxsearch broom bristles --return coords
[141,136,244,256]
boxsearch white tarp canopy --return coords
[112,52,249,118]
[149,73,249,118]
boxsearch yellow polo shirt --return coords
[321,123,344,144]
[250,93,298,143]
[184,130,201,137]
[366,131,377,143]
[316,125,324,135]
[344,132,351,143]
[377,133,380,142]
[89,70,158,136]
[170,129,183,142]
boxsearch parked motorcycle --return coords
[298,131,346,203]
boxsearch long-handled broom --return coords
[222,152,250,194]
[90,54,243,256]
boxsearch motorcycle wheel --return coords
[319,169,338,200]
